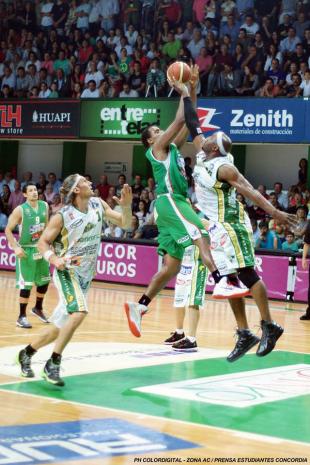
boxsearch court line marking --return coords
[0,386,309,449]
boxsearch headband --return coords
[67,175,82,199]
[216,131,230,156]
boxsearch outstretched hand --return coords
[272,210,298,228]
[189,64,199,91]
[167,76,190,96]
[113,184,132,208]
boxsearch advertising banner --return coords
[80,99,178,140]
[0,100,80,139]
[293,258,308,302]
[196,98,307,144]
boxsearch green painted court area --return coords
[2,351,310,443]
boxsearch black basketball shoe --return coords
[172,337,198,352]
[16,349,35,378]
[164,331,185,345]
[42,359,65,386]
[227,329,260,362]
[256,320,284,357]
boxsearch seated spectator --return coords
[123,214,140,239]
[273,223,286,249]
[81,79,100,98]
[162,31,182,61]
[20,171,33,190]
[220,14,240,45]
[85,61,104,88]
[25,51,41,73]
[0,201,8,231]
[115,174,126,197]
[1,184,11,216]
[267,59,286,86]
[1,65,15,93]
[282,231,300,252]
[207,44,234,96]
[256,77,282,97]
[134,212,158,240]
[293,11,310,38]
[48,81,59,98]
[16,66,31,95]
[0,84,12,98]
[286,71,302,95]
[38,81,51,98]
[104,221,124,238]
[44,183,56,204]
[105,186,117,208]
[280,27,301,55]
[119,82,139,97]
[145,177,156,194]
[36,173,47,192]
[75,0,91,32]
[96,175,111,201]
[7,180,24,214]
[294,205,308,244]
[187,29,205,60]
[50,193,63,216]
[221,1,236,22]
[48,172,62,194]
[274,182,288,209]
[288,191,306,213]
[298,158,308,187]
[256,221,275,249]
[217,63,242,96]
[236,65,260,96]
[240,15,259,37]
[250,218,260,244]
[41,52,55,76]
[128,61,146,96]
[264,44,284,72]
[299,68,310,96]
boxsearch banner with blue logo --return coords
[197,98,308,144]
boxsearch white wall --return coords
[17,141,63,181]
[245,144,308,190]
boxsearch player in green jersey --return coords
[179,85,297,358]
[124,69,246,339]
[5,182,50,329]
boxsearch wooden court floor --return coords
[0,269,309,464]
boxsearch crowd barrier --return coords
[0,234,307,302]
[1,98,310,143]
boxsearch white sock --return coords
[187,336,196,343]
[176,329,184,334]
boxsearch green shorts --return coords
[16,247,50,290]
[154,193,209,260]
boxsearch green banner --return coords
[80,99,178,140]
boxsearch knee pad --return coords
[36,284,49,294]
[20,289,31,299]
[238,267,260,289]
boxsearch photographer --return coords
[145,58,166,96]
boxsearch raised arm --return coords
[100,184,132,229]
[5,206,24,258]
[218,164,298,228]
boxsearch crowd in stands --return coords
[0,157,309,251]
[0,0,310,98]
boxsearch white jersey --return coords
[193,152,247,224]
[53,197,105,285]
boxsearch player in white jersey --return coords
[178,84,297,360]
[16,174,132,386]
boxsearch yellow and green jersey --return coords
[193,153,247,224]
[145,143,188,197]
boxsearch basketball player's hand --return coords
[189,64,199,90]
[50,256,67,271]
[114,184,132,207]
[272,210,298,228]
[14,246,26,258]
[167,77,189,96]
[302,257,308,270]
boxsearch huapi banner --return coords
[0,100,80,138]
[80,99,178,140]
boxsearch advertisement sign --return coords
[0,100,80,139]
[293,258,308,302]
[196,98,307,144]
[80,99,178,140]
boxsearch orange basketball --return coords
[167,61,191,83]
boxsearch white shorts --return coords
[49,268,89,328]
[174,245,208,308]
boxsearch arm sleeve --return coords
[183,97,203,140]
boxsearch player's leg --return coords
[15,249,34,328]
[31,258,51,323]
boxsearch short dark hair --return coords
[259,221,269,229]
[22,182,36,194]
[141,125,153,149]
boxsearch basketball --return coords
[167,61,191,83]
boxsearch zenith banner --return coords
[0,100,80,139]
[80,99,178,140]
[196,97,308,143]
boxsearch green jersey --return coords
[145,143,188,197]
[19,201,48,247]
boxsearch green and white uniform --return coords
[193,152,255,272]
[16,200,50,290]
[50,197,104,328]
[174,245,208,308]
[146,143,208,260]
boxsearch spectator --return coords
[85,61,104,88]
[256,221,275,249]
[123,214,140,239]
[282,230,300,252]
[267,59,286,86]
[49,193,63,216]
[119,82,139,97]
[75,0,91,32]
[280,27,301,54]
[7,180,24,214]
[279,0,297,24]
[44,183,56,204]
[220,15,240,45]
[217,63,242,95]
[193,0,208,24]
[48,172,62,194]
[96,175,111,201]
[98,0,119,32]
[1,65,15,92]
[162,31,182,61]
[104,221,124,238]
[298,158,308,186]
[236,65,260,95]
[299,68,310,96]
[256,77,282,97]
[124,2,140,31]
[20,172,33,191]
[1,184,11,216]
[240,14,259,37]
[146,58,166,97]
[53,50,71,76]
[287,72,302,96]
[36,173,48,192]
[106,185,117,209]
[288,190,306,212]
[274,182,288,209]
[187,29,205,60]
[0,201,8,231]
[128,61,146,96]
[221,1,236,22]
[40,0,54,32]
[293,205,308,244]
[81,79,100,98]
[38,81,51,98]
[300,220,310,320]
[115,174,127,197]
[41,52,54,76]
[16,67,31,95]
[48,81,59,98]
[4,172,16,193]
[250,218,260,243]
[273,223,286,249]
[52,0,69,36]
